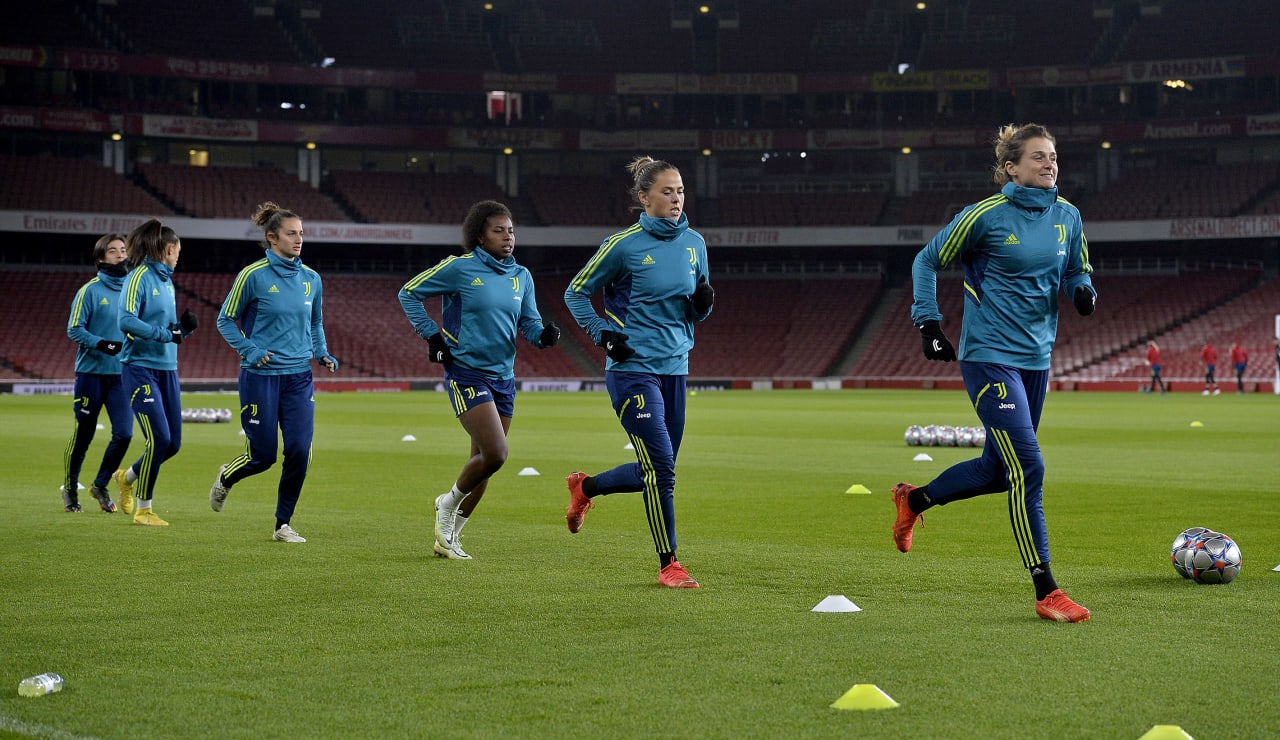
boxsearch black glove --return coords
[180,308,199,333]
[691,276,715,313]
[1073,286,1096,317]
[918,320,956,362]
[539,322,561,348]
[426,333,453,364]
[169,328,184,345]
[598,329,635,362]
[95,339,122,355]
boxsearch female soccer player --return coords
[209,202,339,543]
[62,233,131,513]
[114,219,196,526]
[891,124,1096,622]
[399,200,560,560]
[562,155,714,588]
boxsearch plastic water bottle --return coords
[17,672,64,697]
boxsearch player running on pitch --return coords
[891,123,1097,622]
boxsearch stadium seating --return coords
[328,171,506,225]
[99,0,300,63]
[0,155,172,216]
[137,163,347,222]
[1115,0,1277,59]
[3,267,1274,385]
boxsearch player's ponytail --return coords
[125,219,178,268]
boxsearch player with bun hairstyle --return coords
[892,124,1097,621]
[209,202,338,544]
[563,156,714,588]
[399,199,560,560]
[61,233,131,513]
[114,218,197,526]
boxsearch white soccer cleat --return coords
[434,493,457,549]
[273,523,307,543]
[432,539,472,560]
[210,464,230,512]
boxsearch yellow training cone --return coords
[845,484,871,494]
[1139,726,1193,740]
[831,684,899,710]
[1189,421,1204,427]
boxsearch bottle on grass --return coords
[18,672,64,697]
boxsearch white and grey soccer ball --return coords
[937,425,958,446]
[1187,530,1242,584]
[957,426,975,446]
[1170,526,1212,579]
[970,427,986,447]
[904,425,925,446]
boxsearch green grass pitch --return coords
[2,389,1277,738]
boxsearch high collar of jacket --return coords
[639,211,689,241]
[470,245,518,274]
[96,262,127,288]
[1001,181,1058,210]
[146,259,174,281]
[267,249,302,276]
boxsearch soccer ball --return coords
[1170,526,1212,579]
[921,425,938,446]
[904,425,924,446]
[937,425,958,446]
[1171,528,1241,584]
[1187,531,1242,584]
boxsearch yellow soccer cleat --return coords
[132,509,169,527]
[113,469,135,515]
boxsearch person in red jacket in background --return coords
[1230,341,1248,393]
[1144,340,1167,394]
[1200,341,1220,395]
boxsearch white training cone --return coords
[401,434,417,442]
[517,467,540,476]
[624,442,634,450]
[1272,563,1280,572]
[812,595,861,613]
[96,423,105,430]
[913,453,933,462]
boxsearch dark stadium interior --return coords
[1,0,1278,387]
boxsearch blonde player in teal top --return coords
[892,123,1096,622]
[563,156,714,589]
[400,200,560,560]
[209,202,338,543]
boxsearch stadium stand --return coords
[1,0,1277,391]
[137,163,348,221]
[329,171,508,225]
[0,156,173,216]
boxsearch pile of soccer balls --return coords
[181,407,233,423]
[1170,527,1242,584]
[904,425,986,447]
